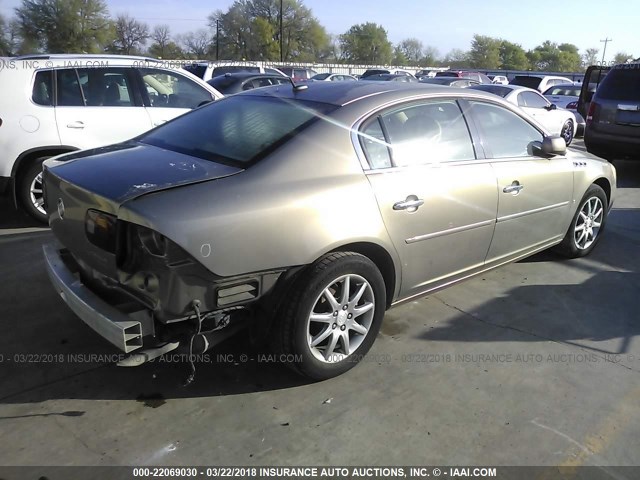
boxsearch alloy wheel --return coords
[573,196,604,250]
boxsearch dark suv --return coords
[584,63,640,159]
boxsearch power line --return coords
[600,37,612,64]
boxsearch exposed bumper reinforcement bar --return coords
[42,243,143,353]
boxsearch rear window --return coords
[510,76,542,89]
[140,95,336,166]
[596,67,640,101]
[183,64,207,79]
[545,86,580,96]
[469,85,512,97]
[213,66,260,77]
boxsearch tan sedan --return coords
[42,82,616,380]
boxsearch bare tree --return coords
[112,14,149,55]
[150,24,171,57]
[180,29,212,59]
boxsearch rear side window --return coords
[596,67,640,101]
[140,96,336,166]
[56,69,85,106]
[32,70,53,106]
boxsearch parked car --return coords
[491,75,509,85]
[415,69,438,79]
[435,70,492,84]
[361,69,415,79]
[510,75,573,92]
[0,54,222,223]
[310,73,358,82]
[42,82,615,381]
[584,62,640,159]
[470,84,578,145]
[278,66,318,81]
[363,73,419,82]
[207,73,291,95]
[419,76,481,87]
[542,83,587,137]
[183,61,285,82]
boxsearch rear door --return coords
[359,98,498,299]
[54,67,153,149]
[578,66,610,117]
[466,100,574,265]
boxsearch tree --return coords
[557,43,581,71]
[499,41,529,70]
[397,38,423,66]
[180,29,212,58]
[613,52,633,64]
[469,34,500,69]
[420,46,439,67]
[110,14,149,55]
[148,24,171,57]
[582,47,599,68]
[529,41,581,71]
[442,48,470,69]
[340,22,392,64]
[15,0,113,53]
[209,0,329,62]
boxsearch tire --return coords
[555,184,608,258]
[18,159,49,224]
[272,252,386,380]
[561,119,574,146]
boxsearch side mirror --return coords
[545,103,557,111]
[542,135,566,155]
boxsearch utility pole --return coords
[216,19,220,61]
[279,0,284,62]
[600,37,612,65]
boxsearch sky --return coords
[1,0,638,62]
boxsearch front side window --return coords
[140,96,336,166]
[468,101,543,158]
[366,100,475,167]
[140,68,212,109]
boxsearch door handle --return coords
[66,121,85,129]
[393,196,424,212]
[503,182,524,195]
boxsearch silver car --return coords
[42,82,616,380]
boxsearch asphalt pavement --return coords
[1,140,639,468]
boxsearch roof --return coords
[15,53,160,62]
[240,80,496,107]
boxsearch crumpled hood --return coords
[46,142,243,204]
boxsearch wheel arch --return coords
[331,241,397,309]
[593,177,612,206]
[10,146,78,205]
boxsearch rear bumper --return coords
[43,242,143,353]
[584,128,640,158]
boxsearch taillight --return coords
[566,101,578,110]
[586,102,597,125]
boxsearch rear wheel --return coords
[561,119,574,146]
[18,159,48,224]
[555,184,607,258]
[273,252,386,380]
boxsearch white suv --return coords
[183,61,286,82]
[0,54,222,222]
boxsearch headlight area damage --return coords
[43,212,287,378]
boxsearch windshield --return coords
[311,73,331,80]
[140,95,337,167]
[545,86,580,96]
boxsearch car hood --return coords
[45,142,243,204]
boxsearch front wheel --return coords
[273,252,386,380]
[560,119,574,146]
[555,184,608,258]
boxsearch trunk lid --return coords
[44,142,242,278]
